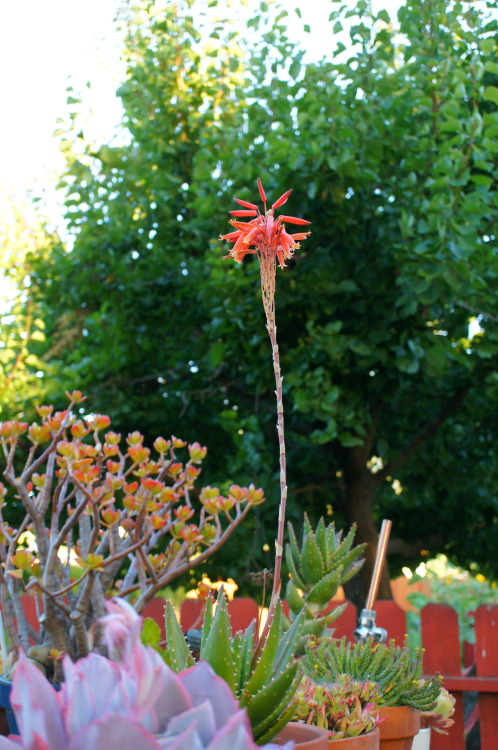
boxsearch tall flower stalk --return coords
[222,179,311,632]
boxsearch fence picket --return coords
[474,604,498,750]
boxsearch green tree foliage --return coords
[28,0,498,599]
[0,202,57,418]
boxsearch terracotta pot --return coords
[378,707,421,750]
[273,722,329,748]
[328,726,380,749]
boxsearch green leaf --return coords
[301,532,325,583]
[141,617,161,648]
[483,86,498,105]
[244,602,282,696]
[163,601,195,671]
[246,662,300,738]
[200,591,235,692]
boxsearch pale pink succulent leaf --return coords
[178,661,244,730]
[166,701,215,746]
[68,714,162,750]
[10,655,66,750]
[0,737,23,748]
[148,662,192,733]
[154,722,204,750]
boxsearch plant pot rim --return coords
[328,726,380,745]
[274,721,329,748]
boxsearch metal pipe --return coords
[365,519,392,611]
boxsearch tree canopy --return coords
[11,0,498,599]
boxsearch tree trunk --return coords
[343,443,392,610]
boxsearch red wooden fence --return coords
[163,597,497,749]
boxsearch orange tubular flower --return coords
[221,179,311,270]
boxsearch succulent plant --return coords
[0,598,293,750]
[304,636,441,711]
[153,588,305,743]
[285,515,365,639]
[420,684,456,733]
[0,391,263,675]
[293,673,381,739]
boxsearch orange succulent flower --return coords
[221,179,311,269]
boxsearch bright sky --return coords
[0,0,402,221]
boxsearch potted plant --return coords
[304,637,442,750]
[0,391,264,723]
[0,597,296,750]
[292,673,382,748]
[412,685,455,750]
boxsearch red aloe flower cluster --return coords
[221,178,311,269]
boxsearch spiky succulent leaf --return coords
[306,566,344,606]
[163,601,195,670]
[339,558,365,585]
[314,517,328,562]
[301,532,324,584]
[236,621,256,695]
[285,544,307,591]
[200,591,235,693]
[273,606,305,676]
[285,577,306,616]
[255,698,300,744]
[245,662,300,738]
[200,592,214,652]
[333,524,358,563]
[245,602,283,696]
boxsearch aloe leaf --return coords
[163,601,194,671]
[273,605,305,676]
[314,517,328,564]
[306,566,343,606]
[200,591,235,693]
[285,577,304,616]
[301,531,324,584]
[285,544,307,591]
[237,620,256,694]
[332,524,357,562]
[247,663,300,739]
[303,513,313,536]
[244,602,282,696]
[339,557,365,585]
[200,592,214,652]
[326,523,337,559]
[255,695,301,744]
[286,522,302,570]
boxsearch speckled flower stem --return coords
[257,250,287,644]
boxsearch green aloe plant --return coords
[147,589,305,743]
[304,636,441,711]
[285,515,365,639]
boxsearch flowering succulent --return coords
[222,180,311,643]
[221,178,311,268]
[293,674,381,738]
[0,391,264,676]
[420,684,456,733]
[0,598,294,750]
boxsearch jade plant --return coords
[0,598,293,750]
[285,514,365,640]
[293,673,381,739]
[304,636,442,711]
[0,390,264,678]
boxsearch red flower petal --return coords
[235,198,259,210]
[272,189,293,210]
[279,215,311,225]
[257,178,267,202]
[229,210,258,217]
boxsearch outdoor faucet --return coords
[354,519,392,644]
